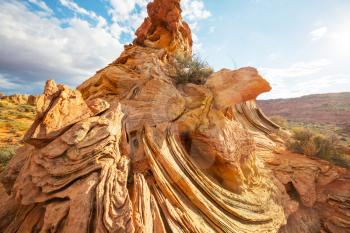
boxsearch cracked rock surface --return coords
[0,0,349,232]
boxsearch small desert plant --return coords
[8,110,34,120]
[0,100,12,108]
[313,134,339,160]
[315,135,350,169]
[17,104,35,113]
[270,115,289,128]
[331,153,350,169]
[287,128,318,156]
[7,120,30,131]
[0,146,17,171]
[287,127,341,159]
[0,115,10,121]
[173,54,213,85]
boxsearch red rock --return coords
[206,67,271,109]
[0,0,348,232]
[24,80,93,146]
[0,94,39,105]
[134,0,192,55]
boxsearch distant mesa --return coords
[258,92,350,129]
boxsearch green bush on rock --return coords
[173,54,213,85]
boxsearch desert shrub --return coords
[287,128,317,156]
[0,115,10,121]
[0,146,16,170]
[331,153,350,169]
[17,104,35,113]
[270,115,289,128]
[313,134,339,159]
[7,120,30,131]
[287,127,341,159]
[0,101,11,108]
[8,110,34,120]
[173,54,213,85]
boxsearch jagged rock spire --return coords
[134,0,192,55]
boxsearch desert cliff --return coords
[0,0,349,232]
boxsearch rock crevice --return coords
[0,0,349,232]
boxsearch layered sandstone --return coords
[0,94,39,105]
[134,0,192,55]
[0,0,349,232]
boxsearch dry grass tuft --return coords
[270,115,350,169]
[172,54,213,85]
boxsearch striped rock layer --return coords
[0,0,349,232]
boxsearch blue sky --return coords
[0,0,349,99]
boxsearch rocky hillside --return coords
[0,94,37,146]
[0,0,349,232]
[0,99,35,146]
[0,98,36,171]
[0,93,39,106]
[258,92,350,133]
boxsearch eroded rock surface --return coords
[0,94,39,105]
[0,0,349,232]
[134,0,192,55]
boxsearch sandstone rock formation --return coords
[0,0,349,232]
[0,94,39,106]
[134,0,192,55]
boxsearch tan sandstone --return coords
[0,0,349,232]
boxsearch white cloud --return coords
[99,0,157,43]
[291,74,349,96]
[28,0,53,14]
[106,0,211,53]
[258,59,337,99]
[191,33,202,52]
[59,0,107,27]
[107,0,150,35]
[109,0,213,24]
[0,0,123,93]
[0,74,20,90]
[0,0,212,94]
[59,0,94,17]
[182,0,211,22]
[278,73,350,99]
[310,26,328,41]
[181,0,211,53]
[260,59,331,79]
[108,0,149,20]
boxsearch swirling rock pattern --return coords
[0,0,349,232]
